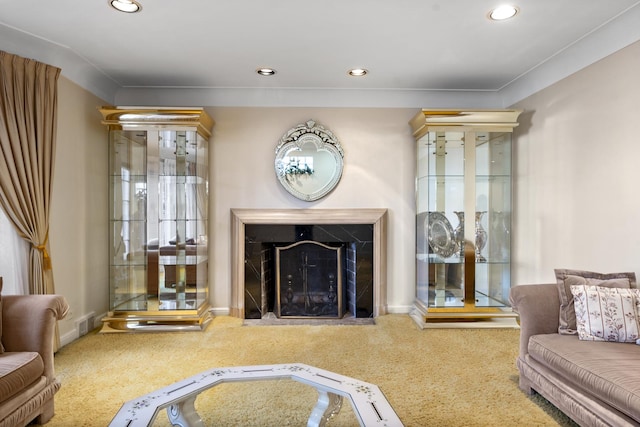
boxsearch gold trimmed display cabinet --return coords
[410,109,521,326]
[99,107,213,332]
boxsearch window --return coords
[0,208,28,294]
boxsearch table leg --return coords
[307,390,343,427]
[167,395,204,427]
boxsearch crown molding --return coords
[3,4,640,109]
[498,2,640,107]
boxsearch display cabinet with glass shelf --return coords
[100,107,213,332]
[410,109,521,325]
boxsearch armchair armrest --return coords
[509,284,559,358]
[2,294,69,380]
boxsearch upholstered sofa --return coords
[510,280,640,426]
[0,278,69,426]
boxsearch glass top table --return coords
[109,363,403,426]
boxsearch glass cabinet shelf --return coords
[410,109,521,325]
[100,106,214,332]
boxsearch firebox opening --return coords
[243,224,374,320]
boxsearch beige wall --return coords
[52,77,108,341]
[206,107,417,314]
[511,40,640,284]
[51,94,418,342]
[50,38,640,343]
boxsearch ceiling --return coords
[1,0,640,107]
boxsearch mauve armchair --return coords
[0,277,69,426]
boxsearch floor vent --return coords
[76,312,96,337]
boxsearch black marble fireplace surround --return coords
[244,224,374,319]
[230,208,388,321]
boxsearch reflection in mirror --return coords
[275,120,344,201]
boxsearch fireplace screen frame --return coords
[275,240,345,319]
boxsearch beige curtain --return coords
[0,50,60,298]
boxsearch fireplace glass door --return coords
[275,241,345,318]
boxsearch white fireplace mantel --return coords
[230,208,388,319]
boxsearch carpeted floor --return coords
[48,315,577,426]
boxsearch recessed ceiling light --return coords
[109,0,142,13]
[256,68,276,76]
[488,5,519,21]
[348,68,368,77]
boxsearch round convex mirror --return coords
[274,120,344,201]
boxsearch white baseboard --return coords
[210,307,230,316]
[385,305,413,314]
[60,330,78,347]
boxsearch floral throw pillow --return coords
[570,284,640,343]
[555,269,636,335]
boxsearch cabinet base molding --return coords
[100,305,213,333]
[409,302,518,329]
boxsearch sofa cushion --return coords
[554,269,636,335]
[0,352,44,403]
[528,333,640,421]
[571,285,640,342]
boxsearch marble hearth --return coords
[230,209,388,320]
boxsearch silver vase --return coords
[453,211,465,258]
[475,211,487,262]
[490,211,510,261]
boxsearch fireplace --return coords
[230,209,388,320]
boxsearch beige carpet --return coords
[47,315,577,426]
